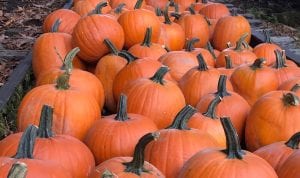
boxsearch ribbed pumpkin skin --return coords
[158,22,185,51]
[32,33,85,78]
[109,0,145,9]
[72,15,124,62]
[174,0,194,12]
[245,91,300,151]
[123,79,186,129]
[253,43,282,66]
[178,149,278,178]
[0,158,72,178]
[212,15,251,51]
[73,0,112,16]
[42,9,80,34]
[89,157,164,178]
[118,9,161,49]
[128,44,167,60]
[36,69,105,109]
[17,85,100,141]
[84,113,158,164]
[0,135,95,178]
[199,3,230,20]
[216,48,257,67]
[145,129,218,178]
[277,151,300,178]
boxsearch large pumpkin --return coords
[277,149,300,178]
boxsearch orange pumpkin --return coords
[199,3,230,20]
[278,77,300,96]
[217,55,235,79]
[277,150,300,178]
[174,0,194,12]
[146,0,169,9]
[73,0,112,16]
[108,3,129,19]
[109,0,146,10]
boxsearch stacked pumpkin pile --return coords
[0,0,300,177]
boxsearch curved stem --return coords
[14,125,38,159]
[8,162,28,178]
[221,117,245,159]
[150,66,169,85]
[114,3,126,14]
[50,19,61,32]
[134,0,143,9]
[234,33,248,51]
[203,96,222,119]
[166,105,197,130]
[94,1,108,14]
[163,4,172,24]
[142,27,152,47]
[282,93,300,106]
[188,5,196,15]
[123,132,160,175]
[250,58,266,70]
[170,12,181,20]
[225,55,233,69]
[155,8,163,16]
[104,39,119,56]
[119,50,138,64]
[115,94,129,121]
[263,30,272,43]
[61,47,80,72]
[197,53,209,71]
[206,42,217,60]
[185,38,199,52]
[215,75,231,97]
[291,84,300,93]
[37,105,54,138]
[285,132,300,149]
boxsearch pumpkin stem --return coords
[142,27,152,47]
[235,33,248,51]
[204,16,212,26]
[215,75,231,97]
[37,105,54,138]
[188,5,196,15]
[123,132,160,175]
[282,93,300,106]
[115,94,129,121]
[206,42,217,60]
[232,8,238,16]
[185,38,199,52]
[50,19,61,32]
[8,162,28,178]
[167,105,197,130]
[55,72,71,90]
[61,47,80,72]
[163,3,172,24]
[164,45,171,52]
[104,39,119,56]
[291,84,300,93]
[93,1,108,14]
[250,58,266,70]
[14,125,38,159]
[119,50,138,64]
[114,3,126,14]
[225,55,233,69]
[134,0,143,9]
[150,66,169,85]
[285,132,300,149]
[226,42,233,48]
[274,49,287,69]
[197,53,209,71]
[155,8,163,17]
[221,117,245,159]
[203,96,222,119]
[170,12,181,20]
[263,30,272,43]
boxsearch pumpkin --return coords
[36,47,105,109]
[245,91,300,151]
[0,126,72,178]
[145,105,218,178]
[254,132,300,172]
[89,132,164,178]
[146,0,169,9]
[94,39,128,112]
[109,0,146,10]
[278,77,300,95]
[199,3,230,20]
[176,6,210,48]
[179,53,232,107]
[196,75,250,140]
[84,94,158,164]
[72,8,125,62]
[253,30,282,66]
[128,27,167,60]
[73,0,112,16]
[212,10,251,51]
[42,9,80,34]
[193,0,213,11]
[206,41,220,59]
[122,66,186,129]
[17,70,100,140]
[205,17,217,40]
[230,58,279,106]
[118,0,161,49]
[174,0,194,12]
[277,149,300,178]
[178,117,278,178]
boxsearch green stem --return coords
[234,33,248,51]
[203,96,222,119]
[8,162,28,178]
[188,5,196,15]
[114,3,126,14]
[115,94,129,121]
[185,38,200,52]
[291,84,300,93]
[163,4,172,25]
[94,2,108,14]
[37,105,54,138]
[215,75,231,97]
[118,50,138,64]
[204,16,211,26]
[263,30,272,43]
[134,0,143,9]
[14,125,38,159]
[60,47,80,72]
[50,19,61,32]
[170,12,181,20]
[197,53,209,71]
[155,8,163,16]
[102,169,114,178]
[225,55,233,69]
[142,27,152,47]
[282,93,300,106]
[150,66,169,85]
[250,58,266,70]
[166,105,197,130]
[274,49,286,69]
[55,72,70,90]
[285,132,300,149]
[206,42,217,60]
[104,39,119,56]
[221,117,245,159]
[123,132,160,175]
